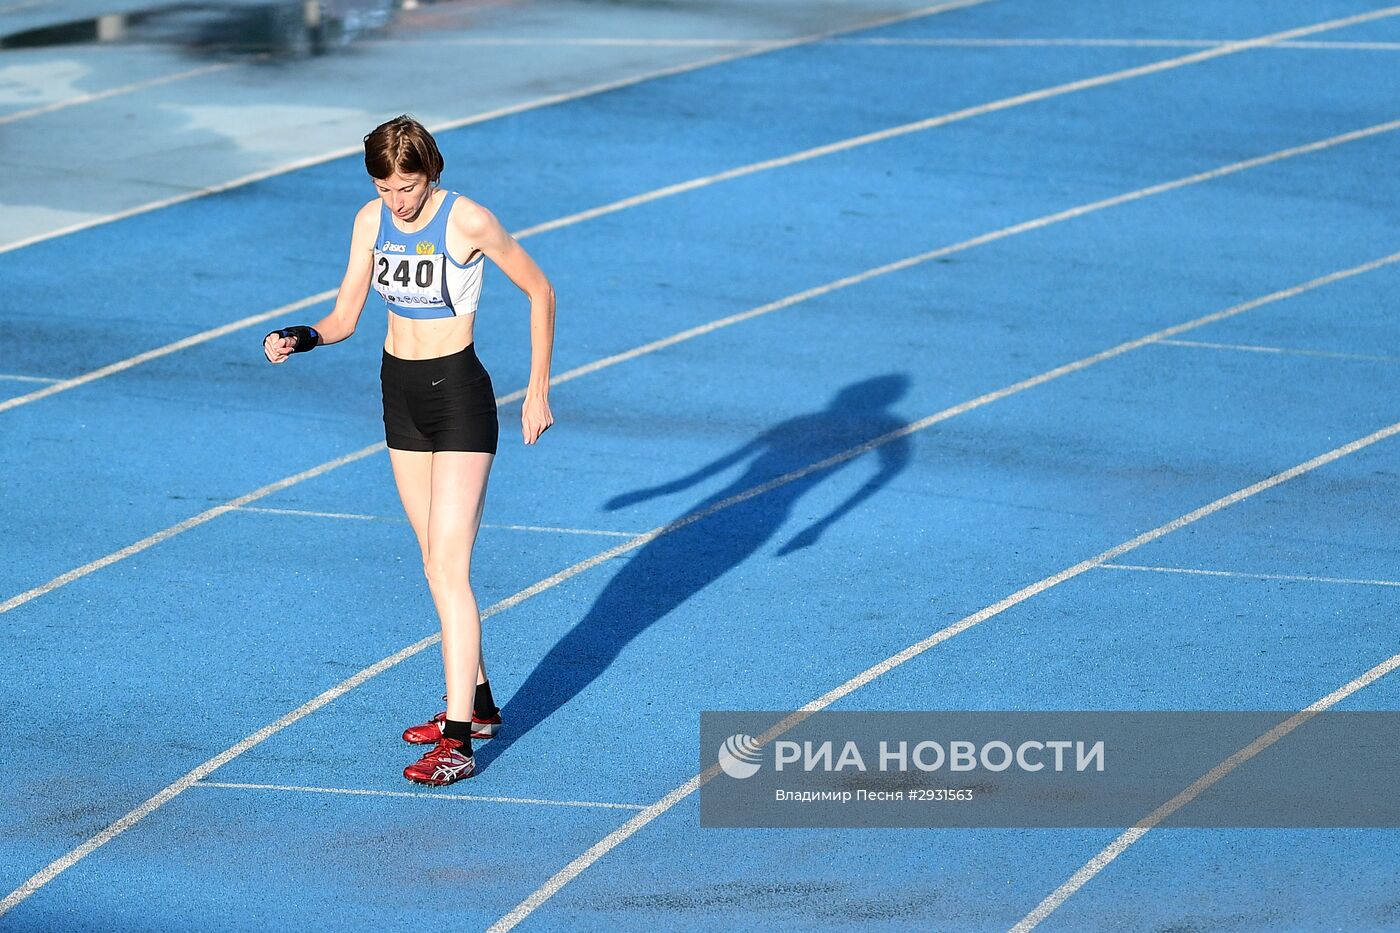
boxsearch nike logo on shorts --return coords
[431,378,446,386]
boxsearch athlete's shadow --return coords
[478,374,913,770]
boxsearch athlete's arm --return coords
[263,201,378,362]
[453,199,556,445]
[315,200,379,344]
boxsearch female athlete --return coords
[263,115,555,785]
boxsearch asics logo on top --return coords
[380,241,407,253]
[718,733,763,779]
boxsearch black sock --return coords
[473,680,498,719]
[442,719,474,755]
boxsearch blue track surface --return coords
[4,1,1400,930]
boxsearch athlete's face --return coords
[374,171,433,221]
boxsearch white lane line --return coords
[0,445,383,616]
[1011,648,1400,931]
[0,60,246,127]
[0,292,331,413]
[514,7,1400,240]
[0,0,993,256]
[532,120,1400,396]
[1100,563,1400,589]
[7,13,1392,417]
[1156,338,1400,364]
[235,505,638,537]
[0,373,59,384]
[484,523,638,538]
[1248,39,1400,51]
[22,105,1382,422]
[194,781,646,811]
[373,37,773,47]
[236,506,383,521]
[489,422,1400,933]
[5,121,1400,611]
[7,242,1397,920]
[394,36,1400,51]
[830,37,1400,51]
[832,37,1223,48]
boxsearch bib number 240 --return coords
[377,257,436,289]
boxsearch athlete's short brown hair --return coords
[363,114,444,182]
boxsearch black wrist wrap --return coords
[276,325,320,353]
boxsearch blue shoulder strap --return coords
[427,192,460,242]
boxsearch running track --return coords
[3,1,1400,929]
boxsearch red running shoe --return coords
[470,710,501,740]
[403,709,501,743]
[403,736,474,786]
[402,711,445,744]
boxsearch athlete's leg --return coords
[388,447,432,554]
[424,451,493,722]
[388,448,491,687]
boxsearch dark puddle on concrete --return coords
[0,0,405,57]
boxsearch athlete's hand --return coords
[522,393,553,445]
[263,332,295,364]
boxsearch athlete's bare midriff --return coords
[384,312,475,360]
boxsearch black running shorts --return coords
[380,344,499,454]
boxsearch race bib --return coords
[374,249,447,308]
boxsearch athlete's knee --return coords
[423,549,471,589]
